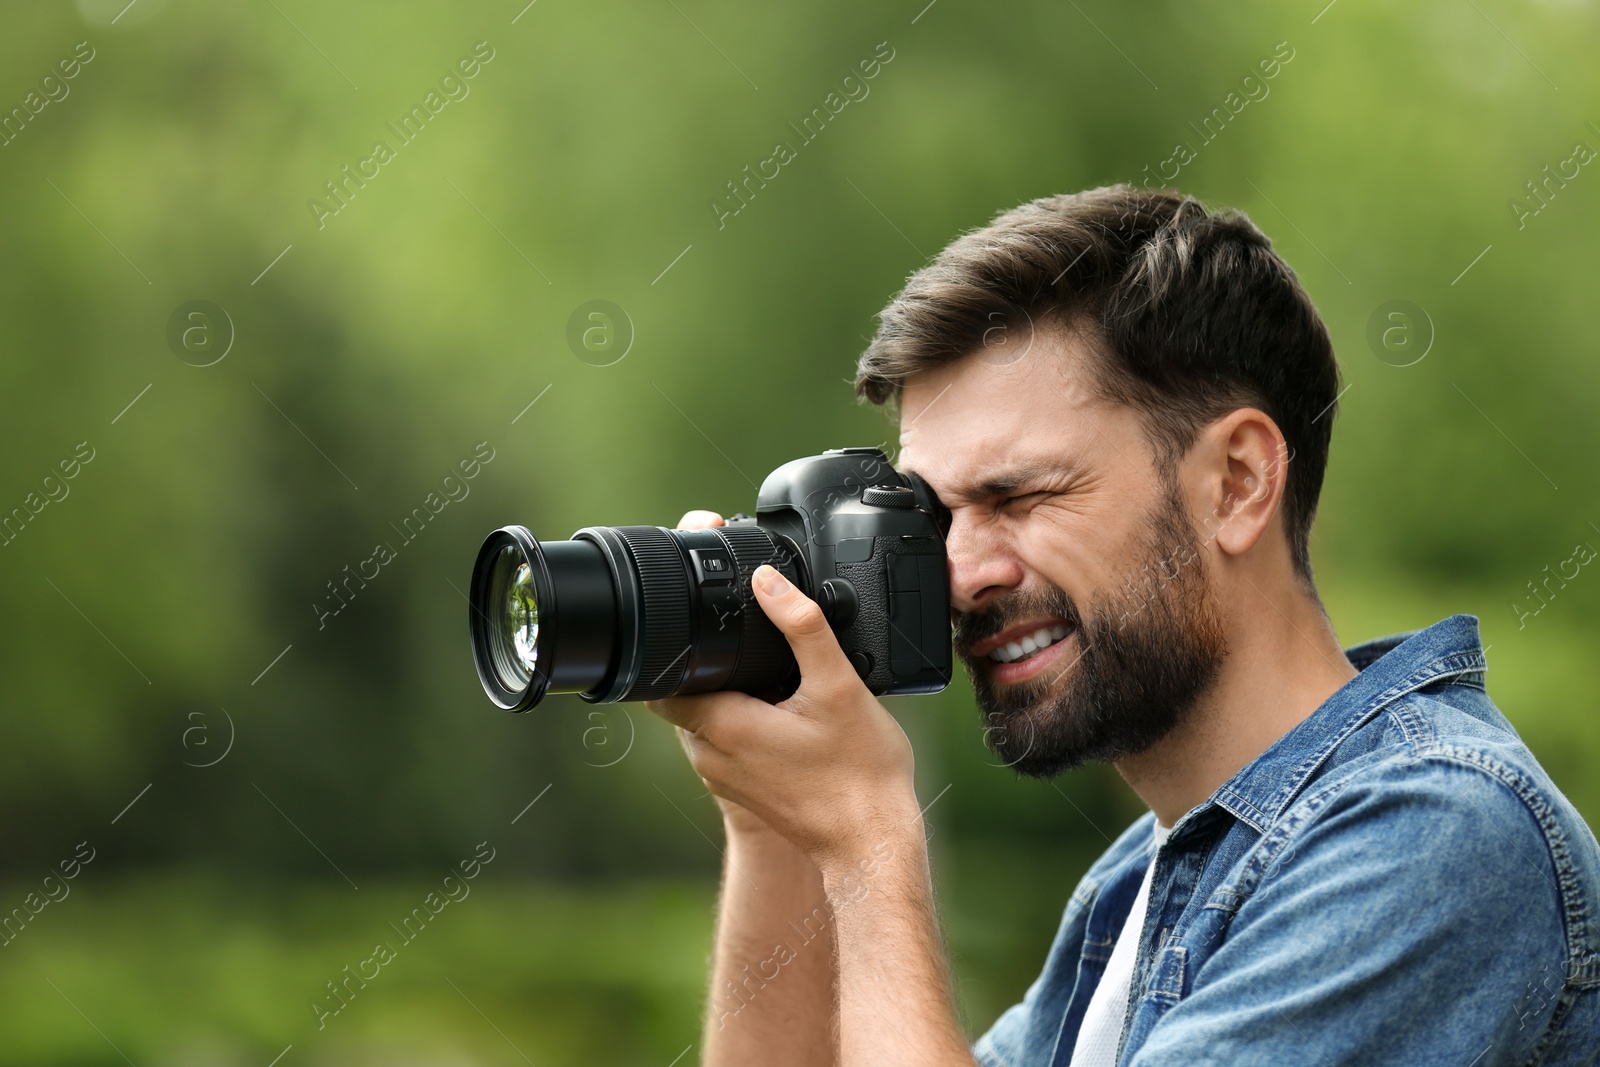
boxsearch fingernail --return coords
[755,565,791,595]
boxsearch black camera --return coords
[468,447,952,711]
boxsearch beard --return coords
[953,483,1228,779]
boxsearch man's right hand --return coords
[654,510,773,840]
[647,510,838,1067]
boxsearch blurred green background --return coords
[1,0,1597,1062]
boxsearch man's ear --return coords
[1190,408,1289,559]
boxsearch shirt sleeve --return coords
[973,990,1038,1067]
[972,881,1098,1067]
[1129,750,1571,1067]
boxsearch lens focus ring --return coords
[614,526,693,701]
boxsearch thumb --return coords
[751,565,852,682]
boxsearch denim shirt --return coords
[973,615,1600,1066]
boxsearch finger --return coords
[750,564,854,684]
[646,693,712,734]
[646,690,755,749]
[669,724,695,761]
[676,726,716,768]
[676,510,725,530]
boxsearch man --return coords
[648,186,1600,1065]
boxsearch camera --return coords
[467,447,952,711]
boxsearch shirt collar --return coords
[1202,614,1488,835]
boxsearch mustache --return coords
[952,585,1083,657]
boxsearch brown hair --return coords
[855,184,1341,584]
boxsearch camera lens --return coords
[468,523,804,711]
[486,544,539,688]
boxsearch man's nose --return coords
[946,516,1025,612]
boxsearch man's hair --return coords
[855,184,1341,586]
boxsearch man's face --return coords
[896,329,1228,777]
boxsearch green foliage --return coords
[0,873,712,1065]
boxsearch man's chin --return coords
[972,681,1171,778]
[974,693,1086,779]
[982,713,1142,778]
[990,740,1090,780]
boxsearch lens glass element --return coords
[507,562,539,672]
[490,544,539,687]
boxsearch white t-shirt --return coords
[1070,819,1171,1067]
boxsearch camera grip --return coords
[832,535,947,694]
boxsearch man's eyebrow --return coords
[942,460,1080,504]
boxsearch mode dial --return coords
[861,484,916,509]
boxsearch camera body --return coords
[735,446,951,696]
[467,447,951,711]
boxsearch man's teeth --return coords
[989,625,1072,664]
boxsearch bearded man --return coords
[649,186,1600,1066]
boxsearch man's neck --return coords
[1114,591,1358,828]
